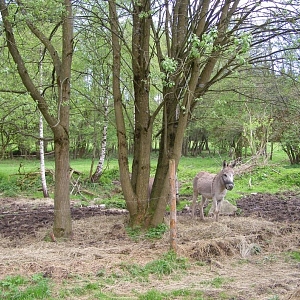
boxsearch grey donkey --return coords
[191,160,236,221]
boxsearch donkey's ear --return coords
[223,160,228,168]
[229,160,237,168]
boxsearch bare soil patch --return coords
[1,192,300,299]
[237,191,300,222]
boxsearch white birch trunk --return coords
[39,113,49,197]
[39,47,49,197]
[91,97,108,182]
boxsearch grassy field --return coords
[0,145,299,205]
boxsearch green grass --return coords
[138,289,166,300]
[200,276,233,288]
[136,287,240,300]
[178,157,300,206]
[0,147,299,205]
[43,251,188,299]
[267,296,280,300]
[137,288,205,300]
[228,164,300,203]
[57,281,100,299]
[145,223,169,239]
[286,250,300,262]
[0,274,51,300]
[126,223,169,241]
[0,272,239,300]
[120,251,188,281]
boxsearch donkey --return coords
[191,160,236,221]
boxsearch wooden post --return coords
[169,159,177,253]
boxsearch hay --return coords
[1,201,300,299]
[284,288,300,300]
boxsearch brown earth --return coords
[1,192,300,299]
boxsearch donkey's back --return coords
[193,171,217,200]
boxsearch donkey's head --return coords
[221,160,236,190]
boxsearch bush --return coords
[0,173,20,197]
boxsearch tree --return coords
[38,49,49,198]
[271,78,300,164]
[90,90,110,182]
[0,98,34,158]
[0,0,74,238]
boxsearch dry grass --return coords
[1,210,300,299]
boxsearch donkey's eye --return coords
[223,174,227,177]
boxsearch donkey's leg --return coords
[212,197,219,221]
[191,190,198,218]
[199,195,206,220]
[215,199,223,222]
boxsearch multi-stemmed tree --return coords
[107,0,300,228]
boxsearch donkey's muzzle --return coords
[225,183,234,190]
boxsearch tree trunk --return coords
[129,0,152,225]
[109,0,153,228]
[53,128,72,237]
[109,0,136,216]
[39,113,49,198]
[91,94,109,182]
[38,48,49,198]
[149,64,200,226]
[52,0,73,238]
[283,143,300,165]
[270,141,274,161]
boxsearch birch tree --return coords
[38,48,49,198]
[91,94,109,182]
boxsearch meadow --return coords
[0,144,299,208]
